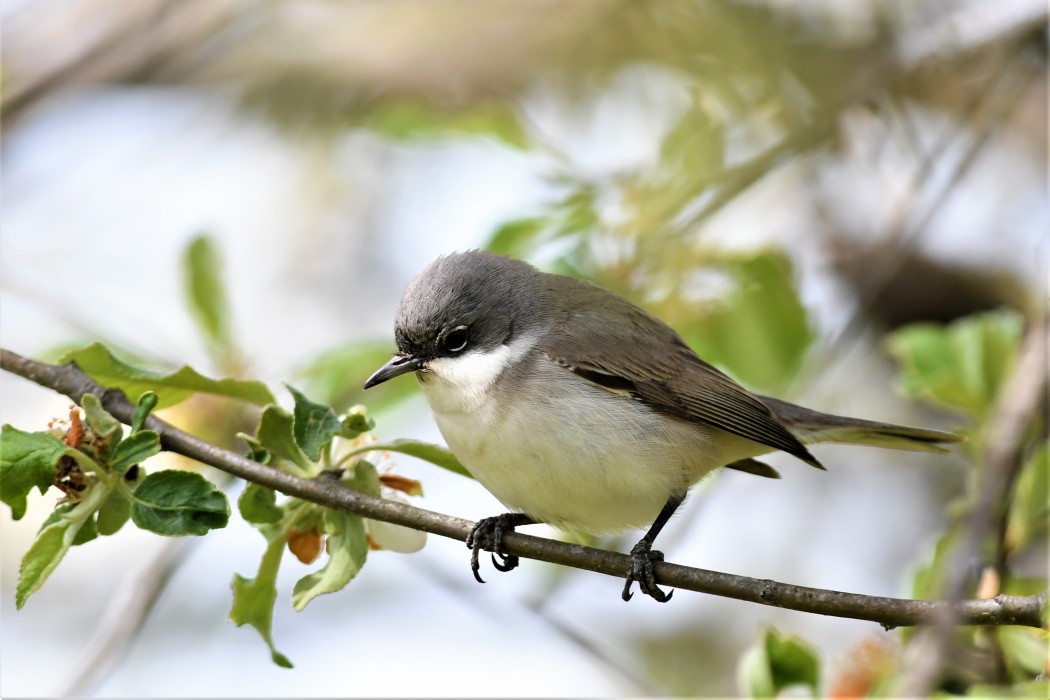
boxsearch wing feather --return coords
[540,297,822,470]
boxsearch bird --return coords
[364,250,962,602]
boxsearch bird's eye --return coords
[443,325,469,353]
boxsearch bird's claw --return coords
[491,552,520,572]
[622,540,673,603]
[466,513,527,584]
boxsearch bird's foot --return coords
[622,539,673,602]
[466,513,531,583]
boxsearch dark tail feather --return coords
[724,458,781,479]
[760,396,964,454]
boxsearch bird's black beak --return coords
[363,354,425,389]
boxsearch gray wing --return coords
[538,300,823,470]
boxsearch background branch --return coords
[2,347,1046,630]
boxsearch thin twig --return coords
[2,348,1046,629]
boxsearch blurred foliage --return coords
[682,253,812,394]
[227,1,1045,392]
[636,309,1045,696]
[887,310,1025,422]
[3,0,1047,695]
[1004,441,1048,556]
[293,340,417,415]
[636,627,745,697]
[737,626,821,698]
[230,1,890,142]
[887,311,1048,693]
[183,234,240,373]
[825,636,900,699]
[830,241,1034,330]
[244,74,530,148]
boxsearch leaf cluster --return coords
[2,339,470,667]
[228,384,461,667]
[3,392,228,611]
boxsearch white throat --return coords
[418,333,536,414]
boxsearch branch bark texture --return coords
[2,348,1046,629]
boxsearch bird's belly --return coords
[424,374,722,534]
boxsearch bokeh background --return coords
[1,0,1046,696]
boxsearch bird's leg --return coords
[622,494,686,603]
[466,513,536,583]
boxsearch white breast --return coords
[418,338,740,534]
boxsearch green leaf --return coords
[60,343,275,409]
[635,98,726,221]
[239,482,283,524]
[343,459,381,497]
[183,235,233,356]
[231,536,293,668]
[17,524,69,608]
[1006,441,1049,552]
[365,98,529,149]
[887,310,1024,419]
[291,510,367,611]
[96,490,132,536]
[37,504,72,532]
[684,251,813,394]
[764,628,819,696]
[961,680,1049,698]
[81,394,122,442]
[486,217,546,258]
[130,470,230,536]
[240,435,272,465]
[39,503,100,546]
[738,627,820,699]
[659,99,724,181]
[553,189,599,239]
[16,520,88,608]
[911,528,963,600]
[253,405,313,473]
[39,502,100,547]
[287,385,343,462]
[339,411,374,440]
[110,430,161,474]
[1001,575,1049,598]
[998,627,1050,677]
[73,513,99,545]
[347,439,472,479]
[131,391,159,433]
[0,426,67,520]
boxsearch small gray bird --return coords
[364,251,961,602]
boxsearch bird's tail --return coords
[760,395,964,453]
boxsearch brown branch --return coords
[2,347,1046,629]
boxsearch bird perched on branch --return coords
[365,251,962,601]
